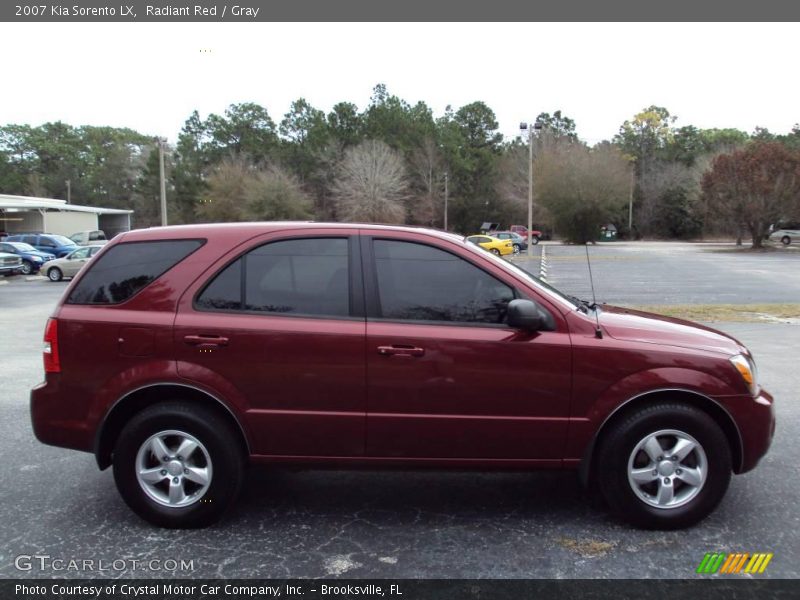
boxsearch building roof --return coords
[0,193,132,215]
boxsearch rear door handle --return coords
[377,345,425,357]
[184,334,229,347]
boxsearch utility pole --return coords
[156,138,168,227]
[65,179,71,204]
[520,120,542,258]
[628,167,634,231]
[443,171,449,231]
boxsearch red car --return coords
[31,223,775,529]
[509,225,542,244]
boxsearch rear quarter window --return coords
[67,240,203,305]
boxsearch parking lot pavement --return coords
[516,241,800,306]
[1,259,798,579]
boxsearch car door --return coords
[63,247,90,276]
[174,229,367,458]
[362,232,572,461]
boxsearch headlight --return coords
[730,353,758,396]
[33,256,43,262]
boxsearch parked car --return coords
[768,223,800,246]
[509,225,542,244]
[41,244,104,281]
[465,234,515,256]
[491,231,528,253]
[30,223,775,529]
[5,233,79,258]
[0,251,23,276]
[0,241,56,275]
[69,230,108,246]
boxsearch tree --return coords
[332,140,408,223]
[535,110,578,142]
[196,157,312,223]
[535,141,631,243]
[702,141,800,248]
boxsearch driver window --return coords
[372,239,514,324]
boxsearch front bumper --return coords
[736,387,776,473]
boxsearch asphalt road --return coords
[0,248,798,579]
[514,241,800,305]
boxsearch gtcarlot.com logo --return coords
[14,554,195,572]
[697,552,773,574]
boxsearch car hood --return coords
[599,305,743,356]
[27,250,54,258]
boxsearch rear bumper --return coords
[736,388,776,473]
[30,377,94,454]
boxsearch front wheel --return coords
[113,402,244,528]
[512,244,521,254]
[531,236,540,245]
[47,267,63,282]
[20,260,33,275]
[595,402,731,529]
[782,235,791,245]
[490,248,501,256]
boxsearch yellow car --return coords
[465,234,514,256]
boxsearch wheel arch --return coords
[579,389,744,486]
[94,383,250,470]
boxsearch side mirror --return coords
[507,299,554,332]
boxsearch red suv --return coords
[31,223,775,529]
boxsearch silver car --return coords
[0,251,23,276]
[42,245,104,281]
[769,226,799,246]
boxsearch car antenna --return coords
[585,243,603,339]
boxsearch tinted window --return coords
[196,258,243,311]
[0,244,12,253]
[67,240,203,304]
[196,237,350,318]
[23,235,38,245]
[70,247,90,259]
[373,240,514,324]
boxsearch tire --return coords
[20,260,33,275]
[491,248,501,256]
[47,267,63,282]
[531,236,540,245]
[781,236,791,246]
[594,402,731,529]
[512,244,521,254]
[112,402,245,528]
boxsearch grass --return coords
[626,303,800,323]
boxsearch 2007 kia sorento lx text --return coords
[31,223,775,529]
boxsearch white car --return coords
[42,245,104,281]
[769,225,799,246]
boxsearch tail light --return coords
[43,318,61,373]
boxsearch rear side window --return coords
[196,237,350,318]
[67,240,203,304]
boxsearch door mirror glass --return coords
[506,299,554,332]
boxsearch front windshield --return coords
[50,235,76,246]
[9,242,36,251]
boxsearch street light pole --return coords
[443,171,449,231]
[156,138,168,227]
[520,120,542,258]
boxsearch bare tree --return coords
[407,137,443,225]
[333,140,409,223]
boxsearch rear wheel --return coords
[782,235,791,245]
[595,402,731,529]
[531,236,540,245]
[113,402,245,528]
[47,267,62,282]
[20,260,33,275]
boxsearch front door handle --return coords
[377,345,425,357]
[184,334,229,347]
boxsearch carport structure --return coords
[0,193,132,238]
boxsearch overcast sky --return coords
[2,22,798,145]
